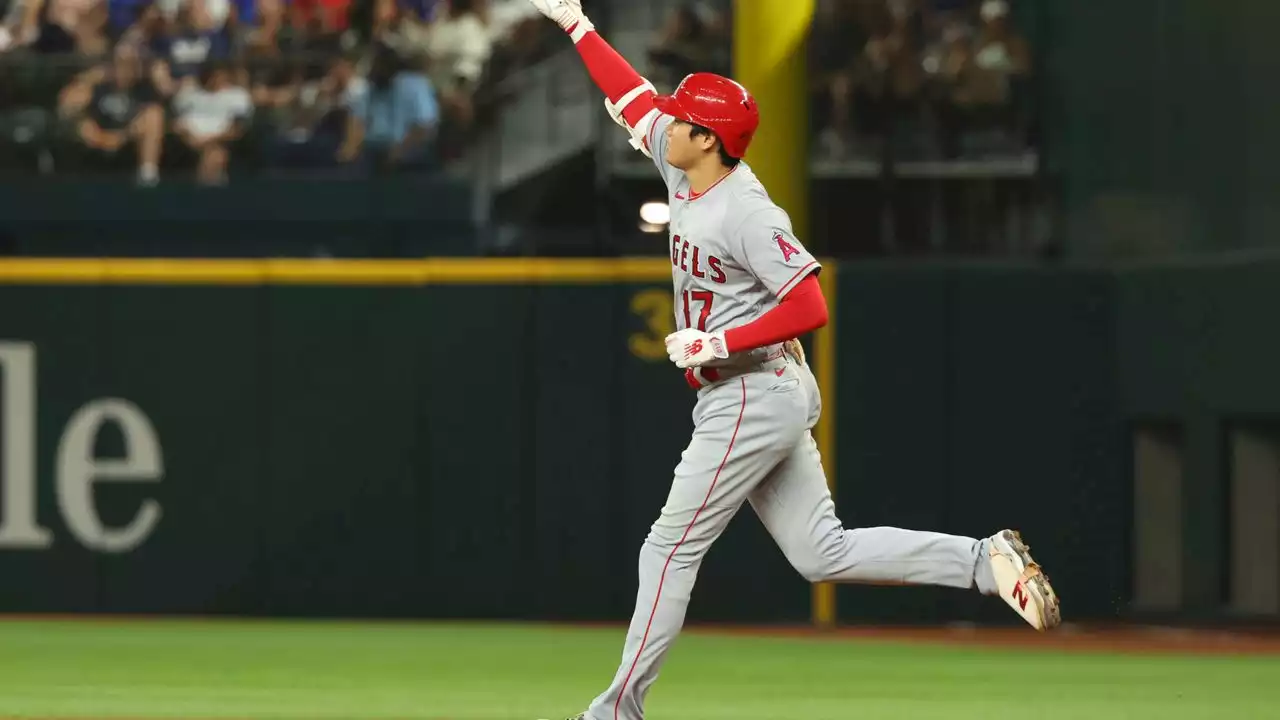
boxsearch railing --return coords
[475,44,597,190]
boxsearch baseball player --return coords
[525,2,1061,719]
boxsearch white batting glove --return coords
[526,0,594,37]
[665,329,729,369]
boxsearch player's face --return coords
[665,119,714,170]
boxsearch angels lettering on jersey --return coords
[667,218,817,339]
[637,112,819,359]
[670,235,727,285]
[669,230,809,291]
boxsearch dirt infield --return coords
[682,622,1280,656]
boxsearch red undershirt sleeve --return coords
[568,25,656,128]
[565,20,824,354]
[723,274,828,353]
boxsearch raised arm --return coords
[527,0,668,163]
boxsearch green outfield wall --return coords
[0,258,1275,626]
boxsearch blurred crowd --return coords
[641,0,730,93]
[809,0,1035,161]
[0,0,556,184]
[635,0,1035,163]
[0,0,1039,187]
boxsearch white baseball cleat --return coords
[987,529,1061,631]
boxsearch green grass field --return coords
[0,619,1276,719]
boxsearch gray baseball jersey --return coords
[649,115,822,368]
[581,111,997,720]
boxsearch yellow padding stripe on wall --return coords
[0,258,676,285]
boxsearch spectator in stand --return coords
[57,42,164,184]
[290,0,349,34]
[148,1,231,96]
[647,1,727,93]
[2,0,33,52]
[2,0,109,53]
[256,51,364,172]
[365,0,416,46]
[106,0,152,43]
[878,0,927,137]
[0,0,17,50]
[171,59,252,183]
[374,0,540,135]
[369,0,420,49]
[466,0,540,98]
[482,0,545,76]
[811,0,868,159]
[233,0,285,55]
[932,0,1031,157]
[0,0,16,49]
[818,0,926,158]
[56,0,110,53]
[337,41,438,174]
[419,0,491,129]
[972,0,1030,130]
[197,0,250,50]
[484,0,536,47]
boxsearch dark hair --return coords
[369,43,403,91]
[688,122,740,168]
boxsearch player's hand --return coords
[665,329,729,369]
[525,0,592,33]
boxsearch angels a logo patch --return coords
[774,231,801,263]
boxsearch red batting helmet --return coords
[652,72,759,159]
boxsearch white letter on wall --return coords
[0,342,53,548]
[57,399,164,553]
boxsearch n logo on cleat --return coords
[1011,582,1029,611]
